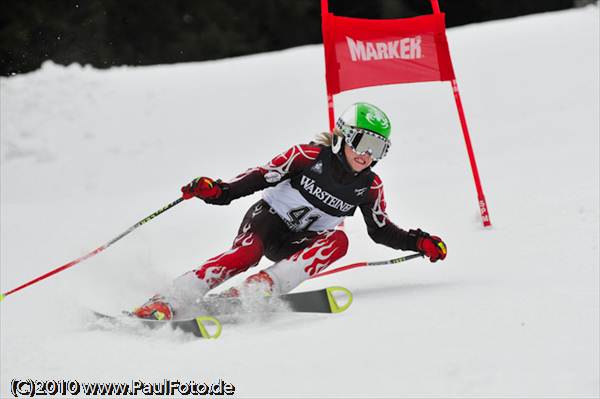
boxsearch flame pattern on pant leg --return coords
[194,231,264,289]
[260,229,348,294]
[290,230,349,277]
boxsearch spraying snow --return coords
[1,6,598,398]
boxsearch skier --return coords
[133,102,447,320]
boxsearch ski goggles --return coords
[337,121,391,161]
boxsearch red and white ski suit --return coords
[165,144,420,309]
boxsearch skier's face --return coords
[344,144,373,172]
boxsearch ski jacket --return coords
[207,144,419,251]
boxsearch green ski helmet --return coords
[333,102,391,161]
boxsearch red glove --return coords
[413,230,447,262]
[181,177,222,200]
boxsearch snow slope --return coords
[1,6,598,398]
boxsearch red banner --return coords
[320,1,491,228]
[323,12,456,95]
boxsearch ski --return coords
[202,286,353,316]
[91,286,350,337]
[92,311,222,339]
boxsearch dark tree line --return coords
[0,0,579,76]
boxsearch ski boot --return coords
[131,295,174,320]
[216,270,275,299]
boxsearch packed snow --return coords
[1,6,598,398]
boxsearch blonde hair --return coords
[313,129,344,146]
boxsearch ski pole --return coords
[0,197,185,302]
[310,252,424,280]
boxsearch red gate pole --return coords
[321,0,335,132]
[322,0,344,228]
[326,93,335,132]
[451,79,492,227]
[431,0,492,227]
